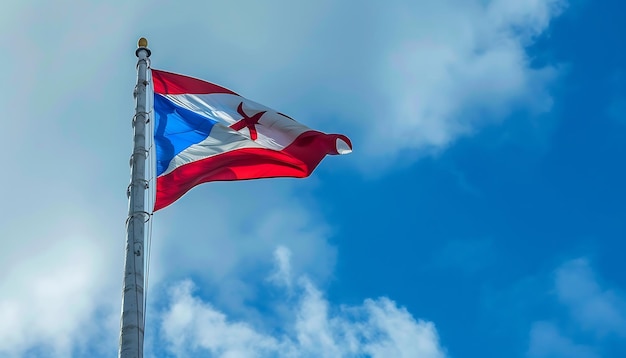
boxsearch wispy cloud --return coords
[555,258,626,337]
[524,258,626,357]
[527,321,598,358]
[159,247,446,358]
[268,246,294,291]
[353,0,566,162]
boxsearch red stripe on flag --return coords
[154,131,351,211]
[152,69,237,95]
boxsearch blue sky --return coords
[1,0,625,357]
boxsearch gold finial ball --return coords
[138,37,148,48]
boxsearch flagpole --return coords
[119,37,151,358]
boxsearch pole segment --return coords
[119,37,151,358]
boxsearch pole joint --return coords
[127,179,149,198]
[125,211,151,226]
[129,150,149,167]
[132,112,150,125]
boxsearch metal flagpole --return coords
[119,37,151,358]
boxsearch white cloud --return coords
[0,229,120,358]
[0,0,568,356]
[555,258,626,336]
[363,0,565,161]
[527,321,598,358]
[160,247,446,358]
[160,280,281,358]
[269,246,293,290]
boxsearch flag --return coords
[151,69,352,211]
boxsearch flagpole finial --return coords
[136,37,151,57]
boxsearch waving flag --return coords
[151,69,352,211]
